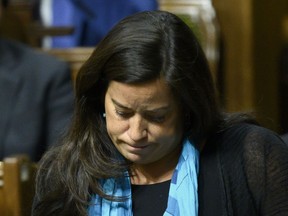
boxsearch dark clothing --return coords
[199,123,288,215]
[32,123,288,215]
[0,38,74,161]
[281,133,288,145]
[132,180,171,216]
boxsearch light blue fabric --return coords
[88,139,199,216]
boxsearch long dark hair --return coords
[33,10,228,216]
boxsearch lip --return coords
[126,143,149,151]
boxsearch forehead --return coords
[106,79,176,108]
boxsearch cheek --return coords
[149,119,183,142]
[105,115,127,138]
[105,98,120,136]
[156,116,183,141]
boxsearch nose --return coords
[127,115,147,141]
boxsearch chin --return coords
[124,153,150,164]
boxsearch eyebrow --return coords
[111,98,171,113]
[111,99,130,109]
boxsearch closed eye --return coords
[115,109,133,119]
[145,114,166,123]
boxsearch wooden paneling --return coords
[212,0,254,111]
[0,155,37,216]
[213,0,287,131]
[0,3,32,43]
[0,2,74,47]
[252,0,287,131]
[42,47,94,83]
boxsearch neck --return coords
[130,145,182,185]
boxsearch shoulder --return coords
[0,38,69,75]
[201,122,288,215]
[207,123,288,171]
[213,123,288,180]
[216,123,285,150]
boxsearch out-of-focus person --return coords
[0,0,74,161]
[39,0,158,48]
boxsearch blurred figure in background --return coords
[40,0,158,48]
[0,0,74,161]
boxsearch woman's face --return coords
[104,78,184,165]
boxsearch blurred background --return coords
[1,0,288,135]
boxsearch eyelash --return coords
[114,109,166,123]
[115,109,132,118]
[147,115,166,123]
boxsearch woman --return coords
[32,11,288,216]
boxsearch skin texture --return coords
[104,78,184,184]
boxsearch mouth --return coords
[126,143,149,151]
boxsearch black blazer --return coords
[0,39,74,161]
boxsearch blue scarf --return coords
[88,139,199,216]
